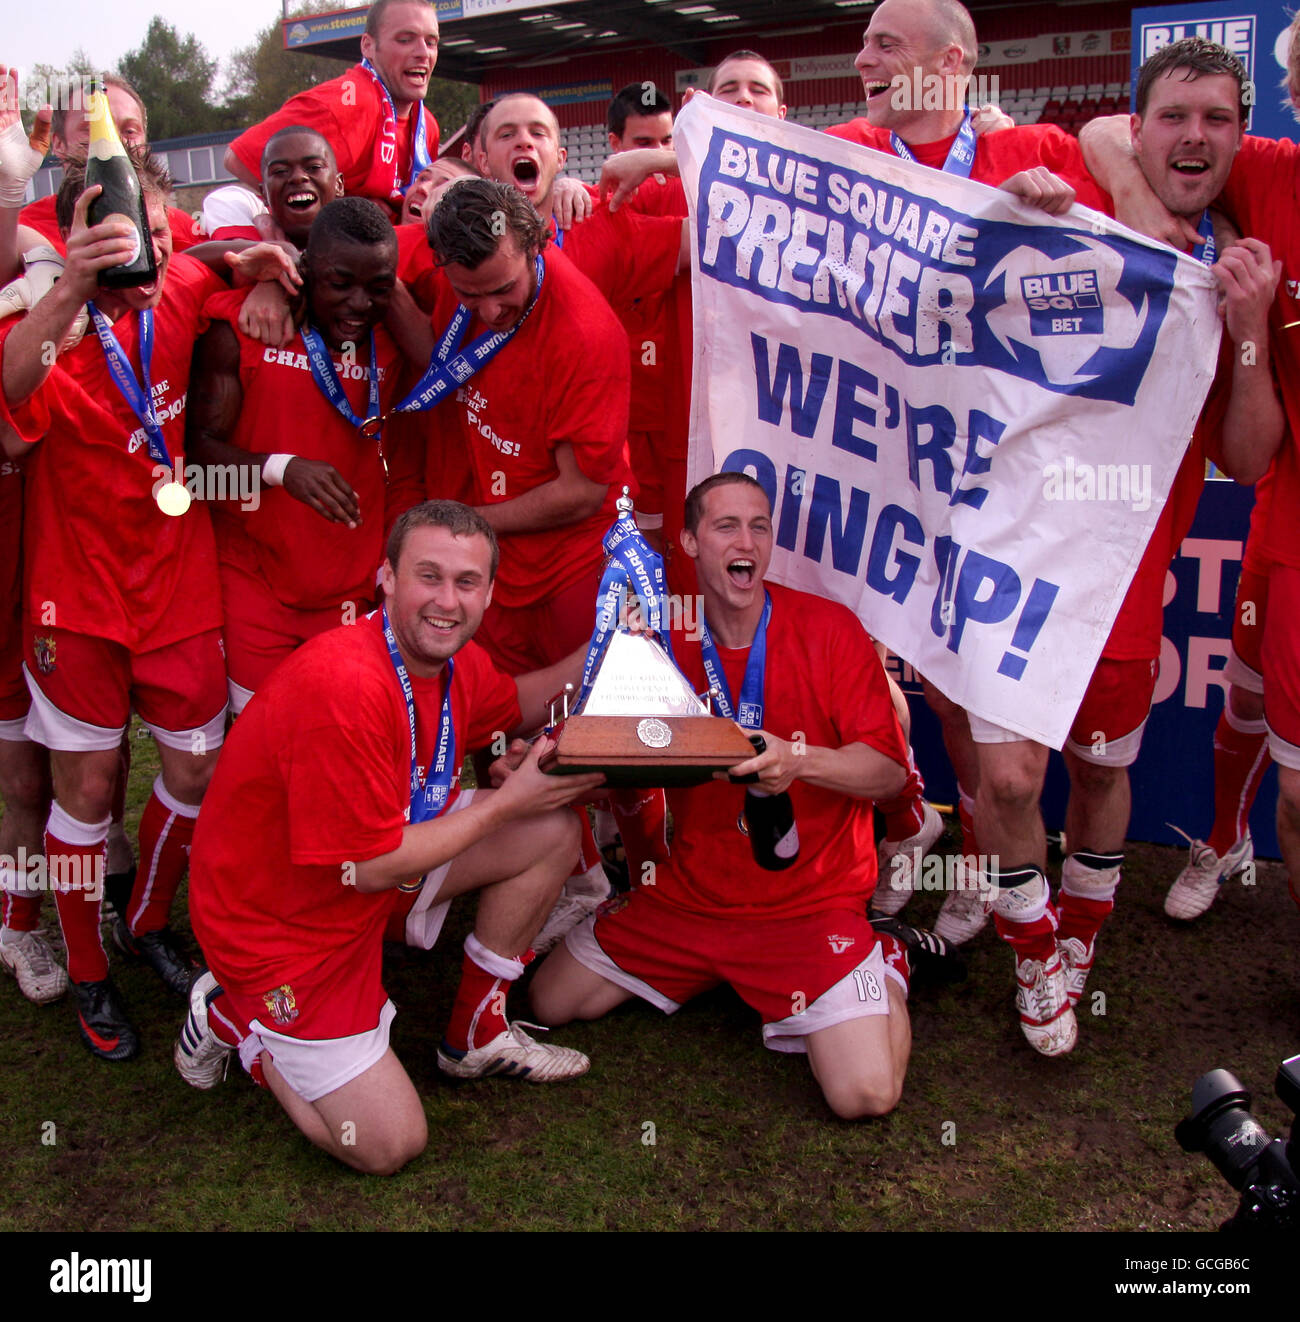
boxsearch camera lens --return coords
[1176,1069,1273,1191]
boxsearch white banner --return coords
[677,96,1221,748]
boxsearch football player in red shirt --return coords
[831,8,1283,1056]
[188,197,421,713]
[531,474,918,1120]
[176,502,603,1175]
[0,152,299,1058]
[225,0,441,222]
[1081,19,1300,916]
[6,69,200,276]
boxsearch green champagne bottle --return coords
[85,80,157,289]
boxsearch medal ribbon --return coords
[574,502,675,708]
[698,591,772,729]
[389,254,546,418]
[300,326,381,430]
[891,108,975,178]
[381,605,456,825]
[87,304,171,469]
[359,57,432,202]
[1192,209,1216,268]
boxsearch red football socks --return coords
[127,776,199,936]
[1206,708,1270,858]
[877,752,927,842]
[46,801,110,984]
[443,933,530,1053]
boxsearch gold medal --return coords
[155,480,191,517]
[359,416,384,438]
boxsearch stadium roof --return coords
[285,0,1058,82]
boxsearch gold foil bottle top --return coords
[87,81,124,162]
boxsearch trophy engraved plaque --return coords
[539,494,754,787]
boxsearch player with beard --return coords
[390,178,641,938]
[1081,21,1299,919]
[175,502,603,1175]
[531,474,917,1120]
[225,0,441,221]
[187,197,425,714]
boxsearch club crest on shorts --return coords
[33,635,56,675]
[263,984,299,1025]
[827,934,855,955]
[596,892,630,920]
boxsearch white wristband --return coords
[261,453,294,486]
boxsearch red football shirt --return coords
[0,456,23,638]
[0,255,225,651]
[227,66,440,216]
[402,246,633,609]
[1100,333,1239,660]
[19,193,199,253]
[1219,135,1300,569]
[824,120,1111,210]
[1243,463,1276,577]
[201,288,410,611]
[189,614,521,1019]
[649,583,908,920]
[556,205,681,311]
[619,176,689,434]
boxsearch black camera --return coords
[1174,1054,1300,1230]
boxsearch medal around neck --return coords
[154,480,191,517]
[539,493,753,787]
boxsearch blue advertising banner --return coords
[1132,2,1296,142]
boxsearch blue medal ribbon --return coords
[360,56,431,199]
[697,591,772,730]
[390,253,546,417]
[87,304,171,469]
[891,108,975,178]
[300,326,381,429]
[1192,209,1216,268]
[381,606,456,891]
[574,501,675,707]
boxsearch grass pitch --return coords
[1,729,1296,1233]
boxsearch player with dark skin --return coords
[256,128,346,249]
[189,210,399,530]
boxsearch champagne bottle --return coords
[84,80,157,289]
[734,735,801,871]
[744,785,801,871]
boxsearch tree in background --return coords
[116,17,231,140]
[224,0,481,140]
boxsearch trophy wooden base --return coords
[540,714,755,788]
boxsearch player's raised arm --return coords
[1213,236,1285,484]
[1,186,135,406]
